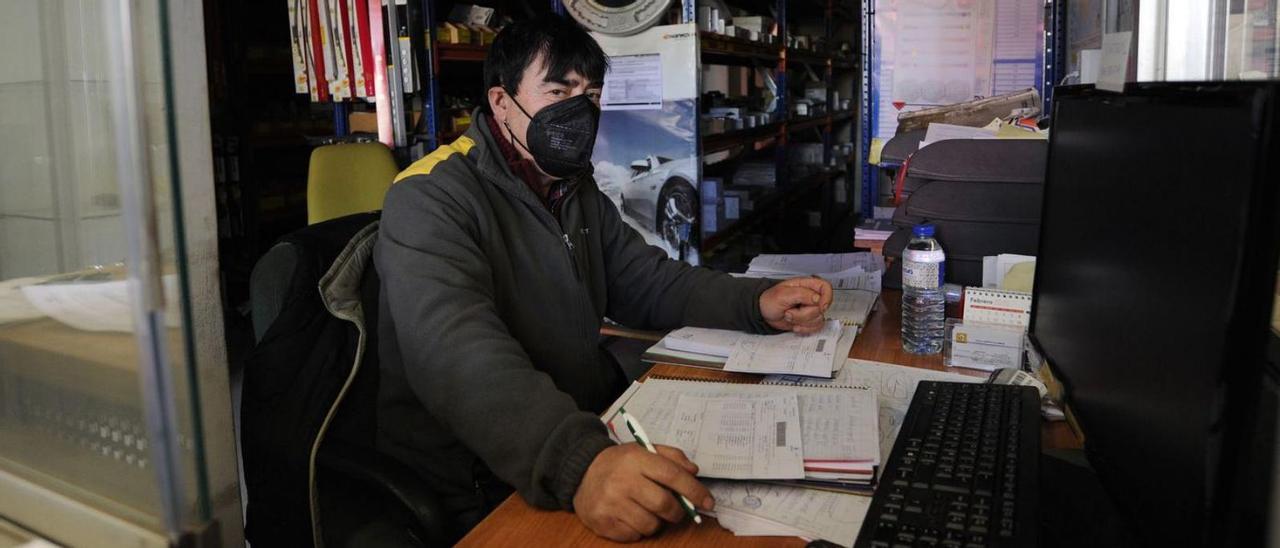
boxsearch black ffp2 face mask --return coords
[504,91,601,179]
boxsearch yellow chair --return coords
[306,142,399,225]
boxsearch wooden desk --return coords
[457,291,1081,547]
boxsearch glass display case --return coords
[0,0,237,545]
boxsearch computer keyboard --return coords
[854,381,1040,548]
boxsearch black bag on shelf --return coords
[883,139,1047,288]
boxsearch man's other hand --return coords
[573,444,714,542]
[760,276,834,334]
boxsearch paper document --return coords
[608,378,880,480]
[748,252,885,276]
[841,360,983,461]
[601,53,663,111]
[827,290,878,326]
[920,122,997,149]
[1098,31,1132,93]
[706,481,870,545]
[725,320,842,377]
[663,326,744,357]
[671,395,805,479]
[825,270,883,292]
[645,325,859,373]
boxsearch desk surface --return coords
[457,290,1081,547]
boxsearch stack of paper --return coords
[741,252,886,292]
[646,320,854,378]
[604,378,881,488]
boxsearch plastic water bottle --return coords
[902,224,946,354]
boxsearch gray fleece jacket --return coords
[373,109,776,523]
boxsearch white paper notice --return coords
[601,53,663,111]
[1098,31,1132,92]
[672,395,805,479]
[725,320,842,377]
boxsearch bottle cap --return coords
[912,223,936,238]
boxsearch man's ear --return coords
[487,86,508,122]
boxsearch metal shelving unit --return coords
[405,1,861,260]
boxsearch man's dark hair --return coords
[483,14,609,111]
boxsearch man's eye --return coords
[549,89,565,96]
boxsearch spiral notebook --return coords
[602,376,880,486]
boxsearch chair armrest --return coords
[317,441,450,544]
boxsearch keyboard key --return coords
[932,482,970,494]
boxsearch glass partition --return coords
[0,0,214,543]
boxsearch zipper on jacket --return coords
[561,233,583,282]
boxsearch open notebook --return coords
[603,376,880,488]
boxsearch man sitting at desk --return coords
[375,14,833,542]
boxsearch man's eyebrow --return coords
[541,75,602,89]
[541,76,575,86]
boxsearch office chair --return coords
[306,142,399,225]
[243,212,451,546]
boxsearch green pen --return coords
[617,407,703,525]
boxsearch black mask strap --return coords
[502,88,537,157]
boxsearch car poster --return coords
[591,23,701,264]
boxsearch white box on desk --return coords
[944,319,1024,372]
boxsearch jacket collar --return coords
[319,219,379,323]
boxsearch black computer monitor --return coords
[1029,82,1280,546]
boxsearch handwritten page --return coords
[706,480,870,545]
[671,395,805,479]
[827,290,879,326]
[608,378,880,479]
[725,320,841,377]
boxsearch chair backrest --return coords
[242,212,381,544]
[307,142,398,225]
